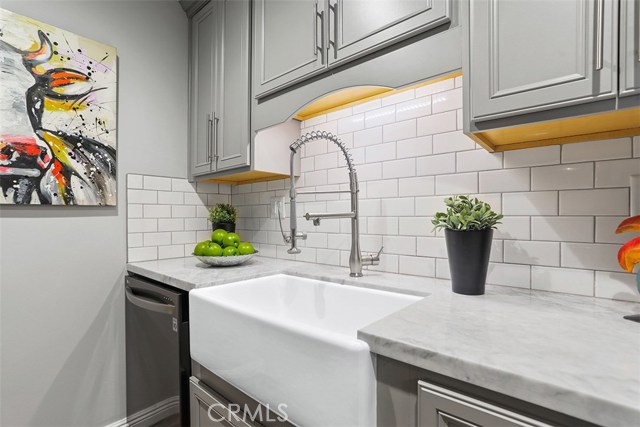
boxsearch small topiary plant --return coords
[432,196,502,231]
[209,203,237,224]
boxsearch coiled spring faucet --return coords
[284,131,382,277]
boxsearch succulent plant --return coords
[431,196,502,232]
[209,203,236,224]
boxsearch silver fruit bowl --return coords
[193,250,258,267]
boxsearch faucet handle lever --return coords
[362,246,383,266]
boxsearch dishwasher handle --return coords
[125,286,176,315]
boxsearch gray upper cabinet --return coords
[253,0,327,98]
[620,0,640,97]
[469,0,618,122]
[190,0,250,178]
[328,0,451,65]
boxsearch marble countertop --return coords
[127,256,640,426]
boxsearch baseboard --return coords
[105,397,180,427]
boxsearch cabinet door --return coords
[190,2,215,176]
[215,0,251,172]
[620,0,640,97]
[190,377,254,427]
[418,381,552,427]
[253,0,326,98]
[328,0,451,65]
[469,0,617,121]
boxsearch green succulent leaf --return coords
[431,196,502,232]
[209,203,237,224]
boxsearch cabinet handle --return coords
[329,0,338,59]
[207,113,213,163]
[314,1,324,57]
[595,0,604,70]
[213,113,219,161]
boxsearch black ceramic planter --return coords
[212,222,236,233]
[445,229,493,295]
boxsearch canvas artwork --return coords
[0,8,117,206]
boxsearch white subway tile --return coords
[128,233,143,248]
[416,79,455,97]
[531,163,593,190]
[314,152,338,170]
[531,266,594,296]
[383,119,417,142]
[185,218,208,231]
[127,174,143,189]
[296,247,317,263]
[399,217,434,236]
[159,245,185,259]
[456,150,503,172]
[128,247,157,262]
[398,176,435,197]
[337,113,365,133]
[480,168,530,193]
[208,194,230,205]
[486,263,531,289]
[356,163,383,182]
[595,216,630,244]
[143,176,172,191]
[305,170,328,186]
[301,157,315,172]
[184,193,208,206]
[383,236,416,255]
[531,216,594,242]
[415,196,449,216]
[381,197,415,216]
[195,182,218,194]
[128,219,157,233]
[383,159,416,179]
[338,147,365,168]
[432,88,462,113]
[561,242,622,271]
[494,216,530,240]
[327,107,352,121]
[502,192,558,215]
[504,240,560,267]
[416,111,457,136]
[504,145,560,168]
[456,110,463,130]
[367,180,398,198]
[128,189,157,204]
[218,184,232,195]
[252,205,269,218]
[397,136,433,159]
[172,231,196,245]
[143,204,172,219]
[395,96,432,121]
[365,105,396,128]
[432,131,476,154]
[559,189,629,216]
[491,239,504,262]
[314,120,338,135]
[370,254,399,273]
[368,217,399,235]
[305,139,327,156]
[416,153,456,176]
[259,244,277,258]
[171,205,196,218]
[144,232,172,247]
[353,99,382,114]
[303,114,327,127]
[171,178,196,192]
[306,233,328,248]
[595,271,640,302]
[417,237,447,258]
[562,138,632,163]
[595,158,640,188]
[157,191,184,205]
[435,173,478,195]
[158,218,184,232]
[455,76,463,88]
[128,204,143,219]
[471,193,502,213]
[366,142,396,163]
[399,256,435,277]
[353,126,383,147]
[381,89,415,106]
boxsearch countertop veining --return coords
[127,256,640,427]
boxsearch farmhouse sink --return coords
[189,274,421,427]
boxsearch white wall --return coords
[0,1,188,426]
[232,77,640,303]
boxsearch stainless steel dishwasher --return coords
[125,275,190,427]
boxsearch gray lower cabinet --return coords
[468,0,618,121]
[620,0,640,97]
[190,377,256,427]
[418,381,551,427]
[329,0,451,65]
[190,0,250,178]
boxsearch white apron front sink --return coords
[189,274,420,427]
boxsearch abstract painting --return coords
[0,8,117,206]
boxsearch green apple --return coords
[202,242,223,257]
[237,242,255,255]
[194,241,210,256]
[211,229,227,245]
[223,246,238,256]
[222,232,241,248]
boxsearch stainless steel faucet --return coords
[285,131,381,277]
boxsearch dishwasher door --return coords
[125,275,189,427]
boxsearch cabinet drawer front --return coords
[470,0,617,122]
[620,0,640,97]
[418,381,552,427]
[330,0,451,65]
[253,0,327,98]
[190,378,255,427]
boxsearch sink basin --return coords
[189,274,421,427]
